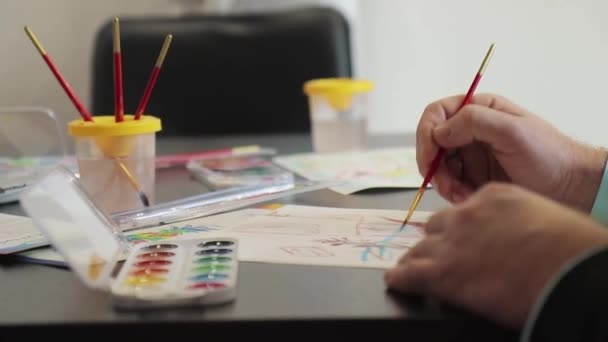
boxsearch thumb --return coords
[433,104,519,150]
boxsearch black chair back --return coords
[91,7,352,136]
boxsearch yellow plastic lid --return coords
[303,78,373,95]
[303,78,373,111]
[68,115,162,137]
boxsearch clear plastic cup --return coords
[68,115,162,215]
[303,78,373,153]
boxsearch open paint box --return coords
[19,166,238,310]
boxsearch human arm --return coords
[521,246,608,342]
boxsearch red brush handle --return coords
[42,54,93,122]
[113,52,124,122]
[135,66,160,119]
[423,72,482,185]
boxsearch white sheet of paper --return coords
[16,204,431,270]
[123,204,432,269]
[273,147,426,195]
[0,213,48,254]
[11,207,275,267]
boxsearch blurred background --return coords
[2,0,608,146]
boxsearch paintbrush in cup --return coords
[25,25,150,208]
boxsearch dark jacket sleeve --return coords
[522,246,608,342]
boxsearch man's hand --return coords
[385,183,608,329]
[417,93,607,212]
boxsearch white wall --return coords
[2,1,608,148]
[0,0,182,130]
[358,0,608,147]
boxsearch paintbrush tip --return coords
[140,192,150,207]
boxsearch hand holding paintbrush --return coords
[399,43,496,229]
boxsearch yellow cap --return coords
[303,78,373,111]
[68,115,162,158]
[68,115,161,137]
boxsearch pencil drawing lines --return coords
[280,246,334,257]
[377,216,426,234]
[266,211,366,223]
[354,215,365,236]
[233,223,321,236]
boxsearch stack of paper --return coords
[0,213,48,254]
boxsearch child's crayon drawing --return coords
[125,204,432,269]
[273,147,425,194]
[126,224,218,244]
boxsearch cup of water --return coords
[68,115,161,215]
[303,78,373,153]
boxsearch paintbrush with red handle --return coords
[399,43,496,230]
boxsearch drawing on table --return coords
[272,147,426,194]
[354,217,425,237]
[225,205,430,268]
[280,246,334,257]
[126,224,218,243]
[125,204,433,269]
[314,237,412,250]
[377,216,426,234]
[233,222,321,235]
[266,210,365,222]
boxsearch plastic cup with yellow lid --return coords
[303,78,373,153]
[68,115,161,215]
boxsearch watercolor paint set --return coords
[111,238,238,308]
[19,166,238,309]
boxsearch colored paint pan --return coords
[134,259,172,267]
[138,251,175,259]
[190,273,228,281]
[199,240,234,247]
[130,268,169,276]
[142,244,178,250]
[192,264,230,273]
[196,248,232,255]
[125,275,166,286]
[195,256,232,263]
[188,282,226,290]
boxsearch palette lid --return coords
[19,166,122,289]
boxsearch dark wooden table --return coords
[0,133,519,340]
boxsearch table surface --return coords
[0,133,518,340]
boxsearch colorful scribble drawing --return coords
[177,204,432,269]
[241,206,428,264]
[126,224,218,243]
[315,237,411,250]
[378,216,426,232]
[280,246,334,257]
[313,220,425,262]
[359,222,426,261]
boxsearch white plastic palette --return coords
[19,166,238,309]
[112,239,238,308]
